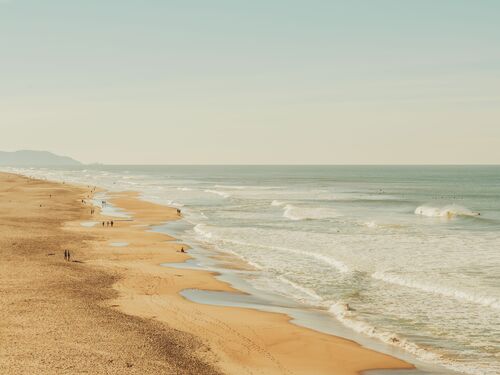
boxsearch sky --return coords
[1,0,499,164]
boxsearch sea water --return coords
[6,165,499,375]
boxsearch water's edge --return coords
[156,220,451,375]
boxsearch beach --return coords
[0,171,413,375]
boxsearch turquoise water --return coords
[8,165,500,374]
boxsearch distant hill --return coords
[0,150,82,166]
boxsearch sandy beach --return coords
[0,172,413,374]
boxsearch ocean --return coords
[6,165,499,375]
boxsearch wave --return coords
[329,300,496,375]
[204,189,230,198]
[214,185,246,190]
[364,221,378,228]
[192,224,263,270]
[328,302,438,359]
[327,303,469,370]
[414,204,480,218]
[361,221,405,230]
[177,187,193,191]
[214,185,282,190]
[227,238,349,273]
[244,239,347,272]
[192,225,349,274]
[193,223,213,239]
[282,204,339,221]
[271,200,285,206]
[372,272,500,310]
[276,275,323,302]
[193,223,498,374]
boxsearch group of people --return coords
[64,249,71,261]
[102,220,114,227]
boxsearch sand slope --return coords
[0,173,220,374]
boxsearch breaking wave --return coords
[192,225,349,274]
[204,189,231,198]
[372,272,500,310]
[282,204,339,221]
[277,275,323,303]
[271,200,285,206]
[328,302,439,361]
[328,301,496,375]
[414,204,480,218]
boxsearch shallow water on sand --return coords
[109,242,129,247]
[6,165,500,375]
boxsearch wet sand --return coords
[0,172,413,374]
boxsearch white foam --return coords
[215,185,282,190]
[415,204,480,218]
[192,223,349,274]
[220,237,349,274]
[277,275,323,302]
[193,225,264,270]
[372,272,500,310]
[271,200,285,206]
[214,185,246,190]
[328,301,496,375]
[204,189,230,198]
[193,223,213,239]
[328,302,442,361]
[364,221,378,228]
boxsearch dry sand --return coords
[0,172,414,375]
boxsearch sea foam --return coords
[328,300,496,375]
[372,272,500,310]
[282,204,339,221]
[204,189,230,198]
[414,204,480,218]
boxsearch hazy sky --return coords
[1,1,499,164]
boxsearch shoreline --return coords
[1,172,415,374]
[157,220,445,375]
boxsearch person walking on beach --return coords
[102,221,105,227]
[64,249,67,261]
[67,250,71,262]
[110,220,114,227]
